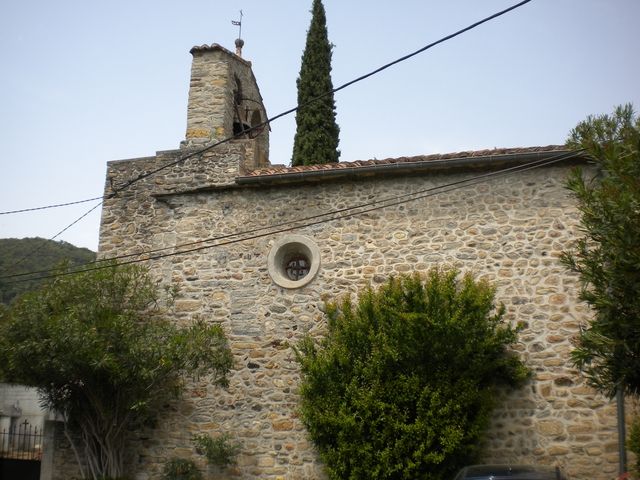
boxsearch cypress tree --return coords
[291,0,340,166]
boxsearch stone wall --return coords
[51,423,83,480]
[94,151,622,480]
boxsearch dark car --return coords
[453,464,567,480]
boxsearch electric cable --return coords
[0,0,532,216]
[1,149,578,279]
[0,197,103,215]
[2,0,533,275]
[2,148,583,284]
[8,201,104,271]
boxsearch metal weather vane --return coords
[231,10,243,40]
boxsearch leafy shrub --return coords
[162,458,202,480]
[563,104,640,398]
[295,269,529,480]
[192,433,241,467]
[0,262,233,480]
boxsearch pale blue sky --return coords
[1,0,638,250]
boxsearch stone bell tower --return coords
[182,43,269,166]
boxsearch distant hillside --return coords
[0,237,96,305]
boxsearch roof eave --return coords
[236,149,588,187]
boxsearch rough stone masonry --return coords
[54,43,630,480]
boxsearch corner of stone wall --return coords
[237,138,270,174]
[98,142,262,257]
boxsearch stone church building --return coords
[56,43,624,479]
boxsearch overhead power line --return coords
[8,201,104,271]
[3,149,580,280]
[2,149,583,284]
[0,197,103,216]
[2,0,533,275]
[0,0,532,217]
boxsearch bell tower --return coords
[182,43,269,165]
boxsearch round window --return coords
[268,235,321,289]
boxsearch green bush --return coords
[563,104,640,398]
[162,458,202,480]
[0,262,232,480]
[295,269,529,480]
[192,433,241,468]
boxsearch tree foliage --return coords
[295,270,528,480]
[562,104,640,398]
[0,263,233,480]
[291,0,340,166]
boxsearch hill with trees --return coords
[0,237,95,305]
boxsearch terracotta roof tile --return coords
[243,145,567,178]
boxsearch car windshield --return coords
[455,464,562,480]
